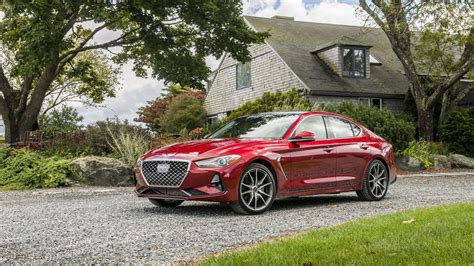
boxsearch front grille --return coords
[141,160,189,187]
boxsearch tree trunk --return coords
[417,104,435,141]
[2,109,37,145]
[3,115,20,144]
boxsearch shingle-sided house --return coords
[204,15,435,121]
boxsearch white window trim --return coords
[236,62,252,90]
[359,97,383,109]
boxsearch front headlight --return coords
[136,158,143,168]
[195,155,241,168]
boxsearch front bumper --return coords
[134,159,245,202]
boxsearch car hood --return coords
[143,138,275,160]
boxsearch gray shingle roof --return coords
[312,35,372,53]
[244,16,409,97]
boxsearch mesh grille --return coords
[141,160,189,187]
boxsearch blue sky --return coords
[74,0,365,125]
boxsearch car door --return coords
[324,116,371,187]
[284,115,338,190]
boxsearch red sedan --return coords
[134,112,397,215]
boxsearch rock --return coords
[430,155,451,170]
[449,154,474,169]
[396,155,425,171]
[70,156,133,186]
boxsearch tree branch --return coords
[59,22,111,62]
[0,94,8,116]
[427,26,474,107]
[359,0,385,27]
[16,76,34,114]
[0,66,15,106]
[59,27,139,66]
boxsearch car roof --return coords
[251,111,339,116]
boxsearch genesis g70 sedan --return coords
[134,112,396,214]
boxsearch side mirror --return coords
[289,131,316,142]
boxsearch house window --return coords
[359,98,382,109]
[0,115,4,138]
[236,62,251,89]
[342,47,366,78]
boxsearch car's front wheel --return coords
[231,163,276,215]
[149,198,184,207]
[357,159,389,201]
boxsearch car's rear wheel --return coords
[231,163,276,215]
[357,159,389,201]
[148,198,184,207]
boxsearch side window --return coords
[351,123,362,136]
[293,115,327,140]
[325,116,357,138]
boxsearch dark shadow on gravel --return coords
[131,194,363,216]
[270,195,358,211]
[136,202,235,217]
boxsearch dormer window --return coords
[342,47,366,78]
[312,36,372,79]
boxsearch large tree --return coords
[0,1,267,144]
[359,1,473,140]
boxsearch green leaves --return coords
[159,93,207,135]
[321,102,416,151]
[439,108,474,156]
[1,0,267,91]
[0,148,73,190]
[39,106,83,139]
[226,89,312,121]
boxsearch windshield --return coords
[208,114,300,139]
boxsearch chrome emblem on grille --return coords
[156,164,170,173]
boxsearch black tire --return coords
[148,198,184,207]
[230,163,277,215]
[357,159,389,201]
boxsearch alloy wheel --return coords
[240,168,274,212]
[368,161,388,197]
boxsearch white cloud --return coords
[74,62,164,125]
[244,0,365,26]
[305,1,365,26]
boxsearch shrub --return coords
[226,89,311,121]
[400,141,449,169]
[107,124,152,167]
[135,84,206,133]
[219,92,415,151]
[39,106,83,139]
[400,141,433,169]
[0,148,74,190]
[439,108,474,157]
[317,101,416,151]
[41,118,152,157]
[160,94,207,134]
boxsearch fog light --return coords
[211,174,221,184]
[211,174,224,191]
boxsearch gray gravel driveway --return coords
[1,174,473,264]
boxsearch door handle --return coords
[323,146,334,152]
[360,144,369,150]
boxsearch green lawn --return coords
[200,203,473,265]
